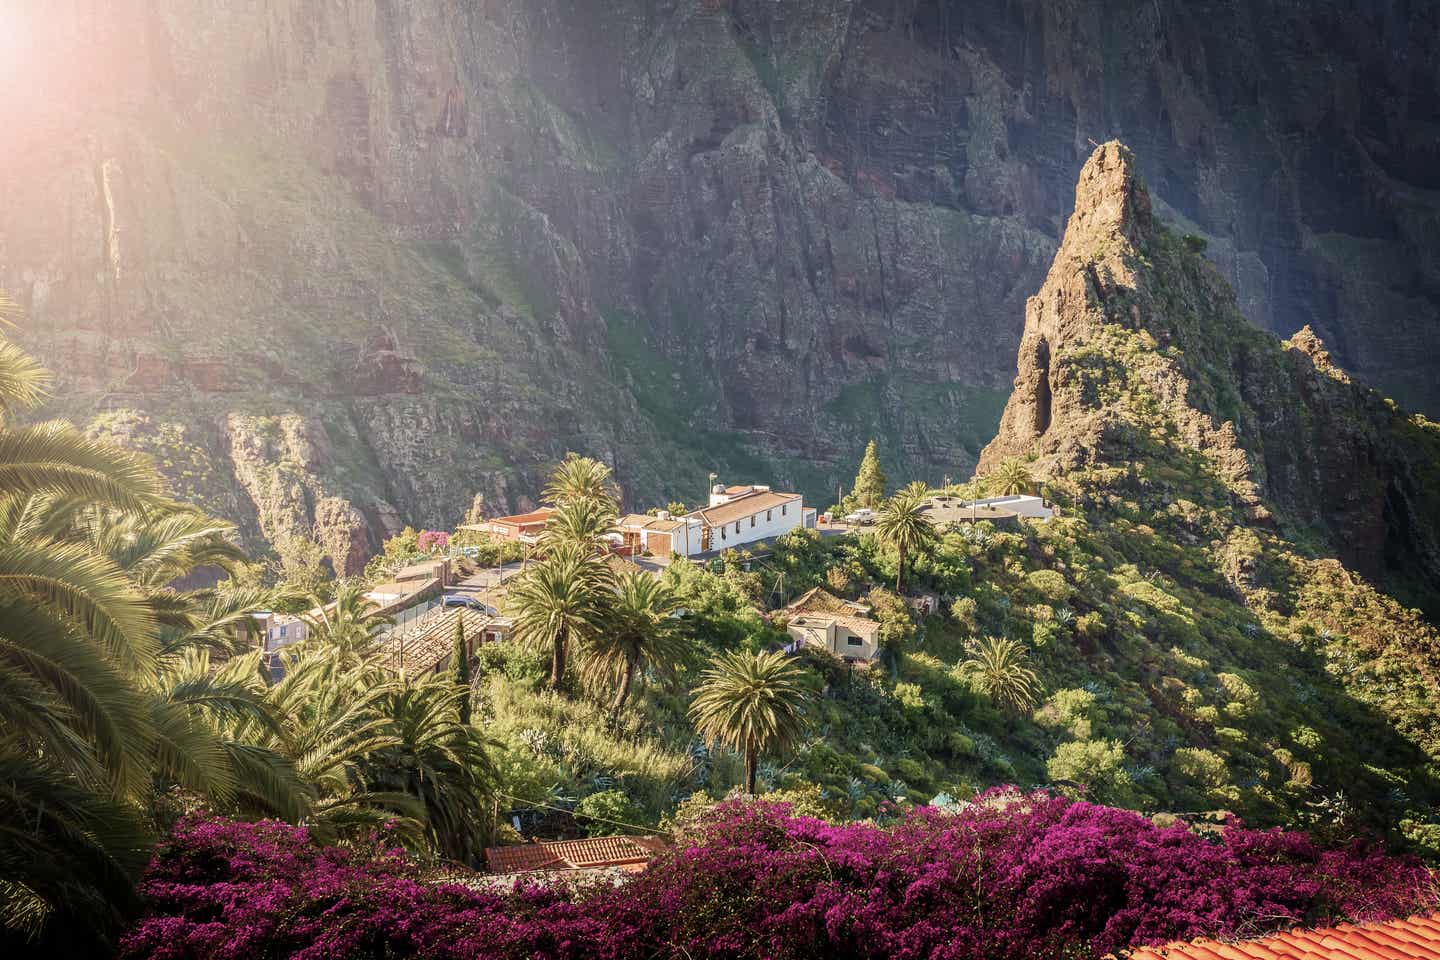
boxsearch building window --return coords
[767,509,772,521]
[721,527,727,540]
[782,504,788,515]
[750,516,756,527]
[735,521,741,534]
[847,636,863,647]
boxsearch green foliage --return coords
[1046,739,1135,805]
[852,439,888,508]
[689,649,816,795]
[575,789,647,836]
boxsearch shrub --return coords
[122,798,1437,960]
[576,789,646,837]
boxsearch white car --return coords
[843,508,876,525]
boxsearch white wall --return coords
[971,495,1053,519]
[707,495,802,552]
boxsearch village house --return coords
[381,606,511,676]
[460,507,555,543]
[618,483,815,559]
[688,483,815,555]
[778,587,883,663]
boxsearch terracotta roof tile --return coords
[484,835,668,875]
[1123,914,1440,960]
[692,490,800,527]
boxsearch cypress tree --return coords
[452,610,472,724]
[852,439,888,508]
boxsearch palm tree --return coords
[0,324,308,939]
[990,458,1034,497]
[508,542,613,689]
[689,648,814,795]
[543,453,619,508]
[901,480,931,501]
[539,494,617,553]
[365,674,497,862]
[302,582,392,666]
[963,636,1041,714]
[582,571,689,717]
[874,490,937,593]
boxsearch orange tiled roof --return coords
[485,835,668,875]
[492,508,555,526]
[1124,913,1440,960]
[693,489,800,527]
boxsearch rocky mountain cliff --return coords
[980,141,1440,612]
[3,1,1437,564]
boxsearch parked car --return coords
[443,594,489,610]
[843,508,876,525]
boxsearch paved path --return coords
[449,563,525,592]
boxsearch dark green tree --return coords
[452,610,471,724]
[852,439,887,508]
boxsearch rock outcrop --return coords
[981,142,1440,606]
[4,2,1438,553]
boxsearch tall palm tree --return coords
[539,494,617,553]
[874,490,938,593]
[582,571,688,717]
[689,648,814,795]
[963,636,1041,714]
[543,453,619,508]
[508,542,613,690]
[990,458,1034,497]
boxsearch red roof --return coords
[491,508,554,527]
[1125,913,1440,960]
[484,835,668,875]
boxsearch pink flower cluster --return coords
[120,791,1436,960]
[417,530,449,553]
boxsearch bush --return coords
[576,789,646,837]
[123,799,1438,960]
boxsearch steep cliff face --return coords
[3,1,1437,558]
[980,142,1440,609]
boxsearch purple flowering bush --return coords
[416,530,450,553]
[121,790,1435,960]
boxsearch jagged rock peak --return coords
[1066,141,1155,251]
[976,140,1160,474]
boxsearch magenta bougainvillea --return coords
[416,530,449,554]
[120,790,1436,960]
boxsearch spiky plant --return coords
[689,649,814,795]
[964,636,1042,714]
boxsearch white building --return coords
[965,494,1054,519]
[686,483,813,555]
[618,483,816,559]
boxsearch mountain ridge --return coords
[980,141,1440,613]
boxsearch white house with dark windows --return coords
[681,484,813,555]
